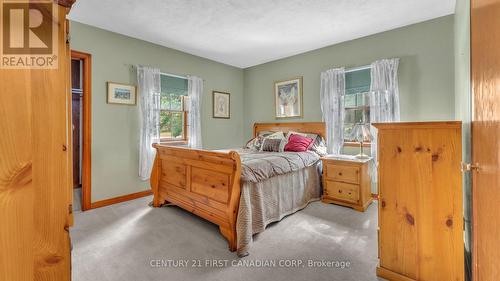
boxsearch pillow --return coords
[245,136,264,151]
[245,131,286,151]
[284,131,327,156]
[284,134,315,152]
[310,136,327,156]
[262,131,287,152]
[260,138,283,152]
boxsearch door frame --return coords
[71,50,92,211]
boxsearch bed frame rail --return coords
[150,144,241,251]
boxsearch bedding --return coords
[234,148,322,255]
[236,163,322,256]
[236,149,320,183]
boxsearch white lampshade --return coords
[349,123,373,143]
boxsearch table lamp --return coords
[349,123,373,159]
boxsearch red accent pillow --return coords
[284,134,315,152]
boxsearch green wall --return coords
[70,22,244,202]
[243,15,456,141]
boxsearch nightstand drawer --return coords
[324,181,359,203]
[325,164,360,184]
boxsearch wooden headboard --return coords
[253,122,326,139]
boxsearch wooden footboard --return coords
[150,144,241,251]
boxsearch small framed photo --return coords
[275,77,303,118]
[107,82,137,105]
[213,91,230,119]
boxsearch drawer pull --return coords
[338,189,342,193]
[338,172,343,176]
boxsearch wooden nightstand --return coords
[321,155,373,212]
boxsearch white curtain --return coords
[137,65,161,180]
[187,75,203,149]
[369,58,400,183]
[320,68,345,154]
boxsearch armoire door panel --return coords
[0,2,75,280]
[375,122,463,281]
[378,129,418,279]
[413,128,463,281]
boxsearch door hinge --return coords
[461,162,480,172]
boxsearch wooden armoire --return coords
[373,122,464,281]
[0,1,76,280]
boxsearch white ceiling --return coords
[68,0,456,68]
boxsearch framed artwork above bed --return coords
[274,77,303,118]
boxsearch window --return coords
[344,68,371,142]
[160,74,188,142]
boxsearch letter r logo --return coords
[2,2,53,54]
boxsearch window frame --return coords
[344,68,372,146]
[159,74,189,145]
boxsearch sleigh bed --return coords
[150,122,325,255]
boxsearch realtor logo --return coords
[1,0,58,68]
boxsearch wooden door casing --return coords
[471,0,500,280]
[71,50,92,211]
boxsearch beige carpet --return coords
[70,196,384,281]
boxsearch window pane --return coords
[161,75,188,96]
[345,109,356,124]
[345,94,356,108]
[345,108,365,123]
[344,123,355,141]
[160,111,184,140]
[161,94,184,111]
[362,92,371,106]
[160,111,172,139]
[354,109,365,123]
[345,69,371,94]
[160,74,188,111]
[170,112,184,139]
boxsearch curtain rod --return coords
[345,64,371,73]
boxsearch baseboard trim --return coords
[90,190,153,210]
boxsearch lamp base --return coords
[354,153,370,159]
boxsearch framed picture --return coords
[274,77,303,118]
[107,82,137,105]
[213,91,230,119]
